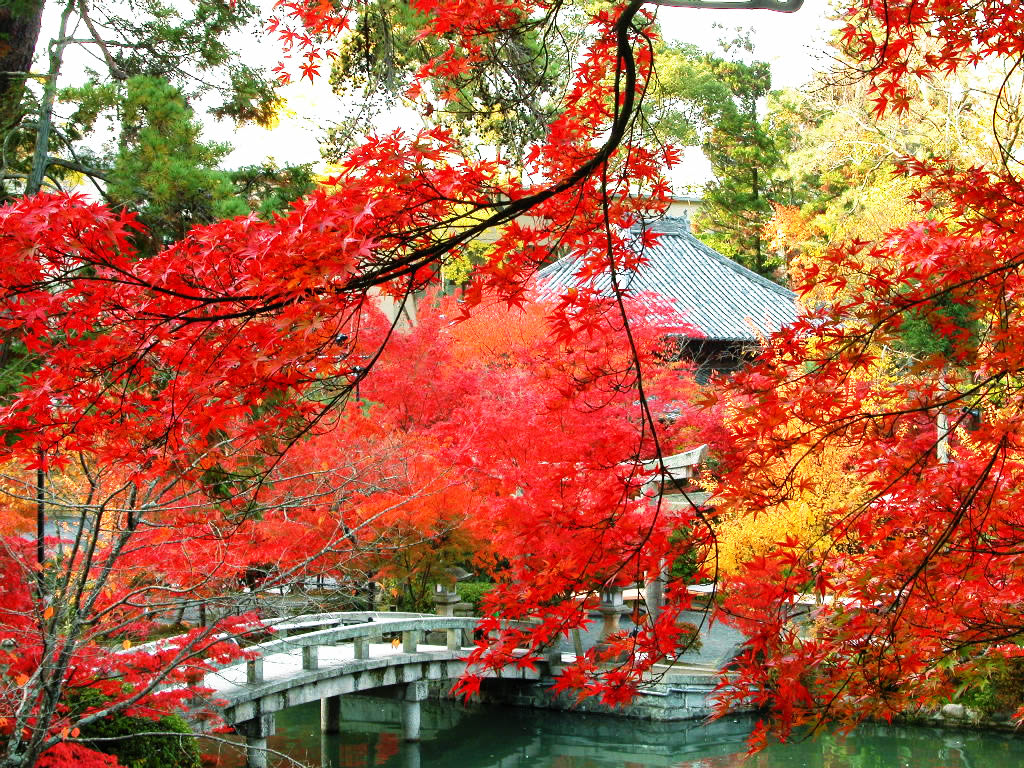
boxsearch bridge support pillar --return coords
[321,694,342,734]
[401,681,428,741]
[246,737,268,768]
[404,741,422,768]
[236,715,275,768]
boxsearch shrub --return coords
[956,657,1024,717]
[79,711,200,768]
[457,581,494,614]
[66,690,201,768]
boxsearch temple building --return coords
[535,217,799,378]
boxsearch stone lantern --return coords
[433,565,473,616]
[598,585,631,640]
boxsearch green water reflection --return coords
[211,695,1022,768]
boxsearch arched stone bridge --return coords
[200,612,546,768]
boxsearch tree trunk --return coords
[0,0,45,131]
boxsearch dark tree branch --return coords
[77,0,129,80]
[45,156,110,180]
[648,0,803,10]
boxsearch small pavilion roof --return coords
[534,218,799,342]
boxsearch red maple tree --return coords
[0,0,696,746]
[705,0,1024,745]
[21,0,1024,762]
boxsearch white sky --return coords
[40,0,837,187]
[658,1,836,90]
[212,0,837,185]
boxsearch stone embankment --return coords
[468,662,736,721]
[903,703,1021,733]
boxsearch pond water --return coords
[208,694,1023,768]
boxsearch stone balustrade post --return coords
[302,645,318,670]
[546,646,563,671]
[354,635,369,659]
[246,658,263,685]
[402,629,420,653]
[445,627,461,650]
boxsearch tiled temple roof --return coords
[535,218,799,342]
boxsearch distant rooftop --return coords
[535,218,799,343]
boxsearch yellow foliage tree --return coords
[770,60,1005,307]
[712,438,859,575]
[708,351,890,577]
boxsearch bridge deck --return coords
[205,641,470,699]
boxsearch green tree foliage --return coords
[650,37,788,276]
[60,76,316,245]
[955,657,1024,717]
[896,295,978,362]
[65,76,244,245]
[0,336,35,406]
[767,48,1007,266]
[230,162,317,220]
[456,581,494,614]
[767,67,999,359]
[2,0,284,205]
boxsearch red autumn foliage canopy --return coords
[7,0,1024,763]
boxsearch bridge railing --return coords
[265,611,433,637]
[234,613,482,684]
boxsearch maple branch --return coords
[884,435,1008,624]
